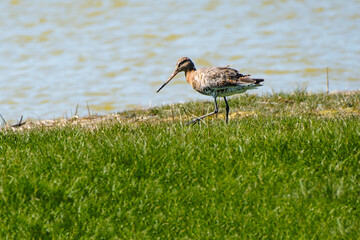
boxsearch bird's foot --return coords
[185,117,201,126]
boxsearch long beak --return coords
[156,69,179,93]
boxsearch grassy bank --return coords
[0,91,359,239]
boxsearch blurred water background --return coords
[0,0,359,121]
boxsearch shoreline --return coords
[1,90,359,132]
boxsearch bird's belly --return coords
[198,85,258,97]
[215,87,248,97]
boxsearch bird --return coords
[156,57,264,125]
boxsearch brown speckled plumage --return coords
[157,57,264,125]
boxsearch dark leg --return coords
[186,97,218,125]
[224,97,229,124]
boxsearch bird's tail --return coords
[252,78,264,85]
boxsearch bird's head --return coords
[156,57,195,93]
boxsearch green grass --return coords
[1,91,360,239]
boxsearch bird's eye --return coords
[178,60,186,67]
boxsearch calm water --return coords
[1,0,359,121]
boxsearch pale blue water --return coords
[0,0,359,121]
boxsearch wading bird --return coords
[157,57,264,125]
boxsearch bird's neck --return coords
[185,68,197,86]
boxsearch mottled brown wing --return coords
[199,67,255,89]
